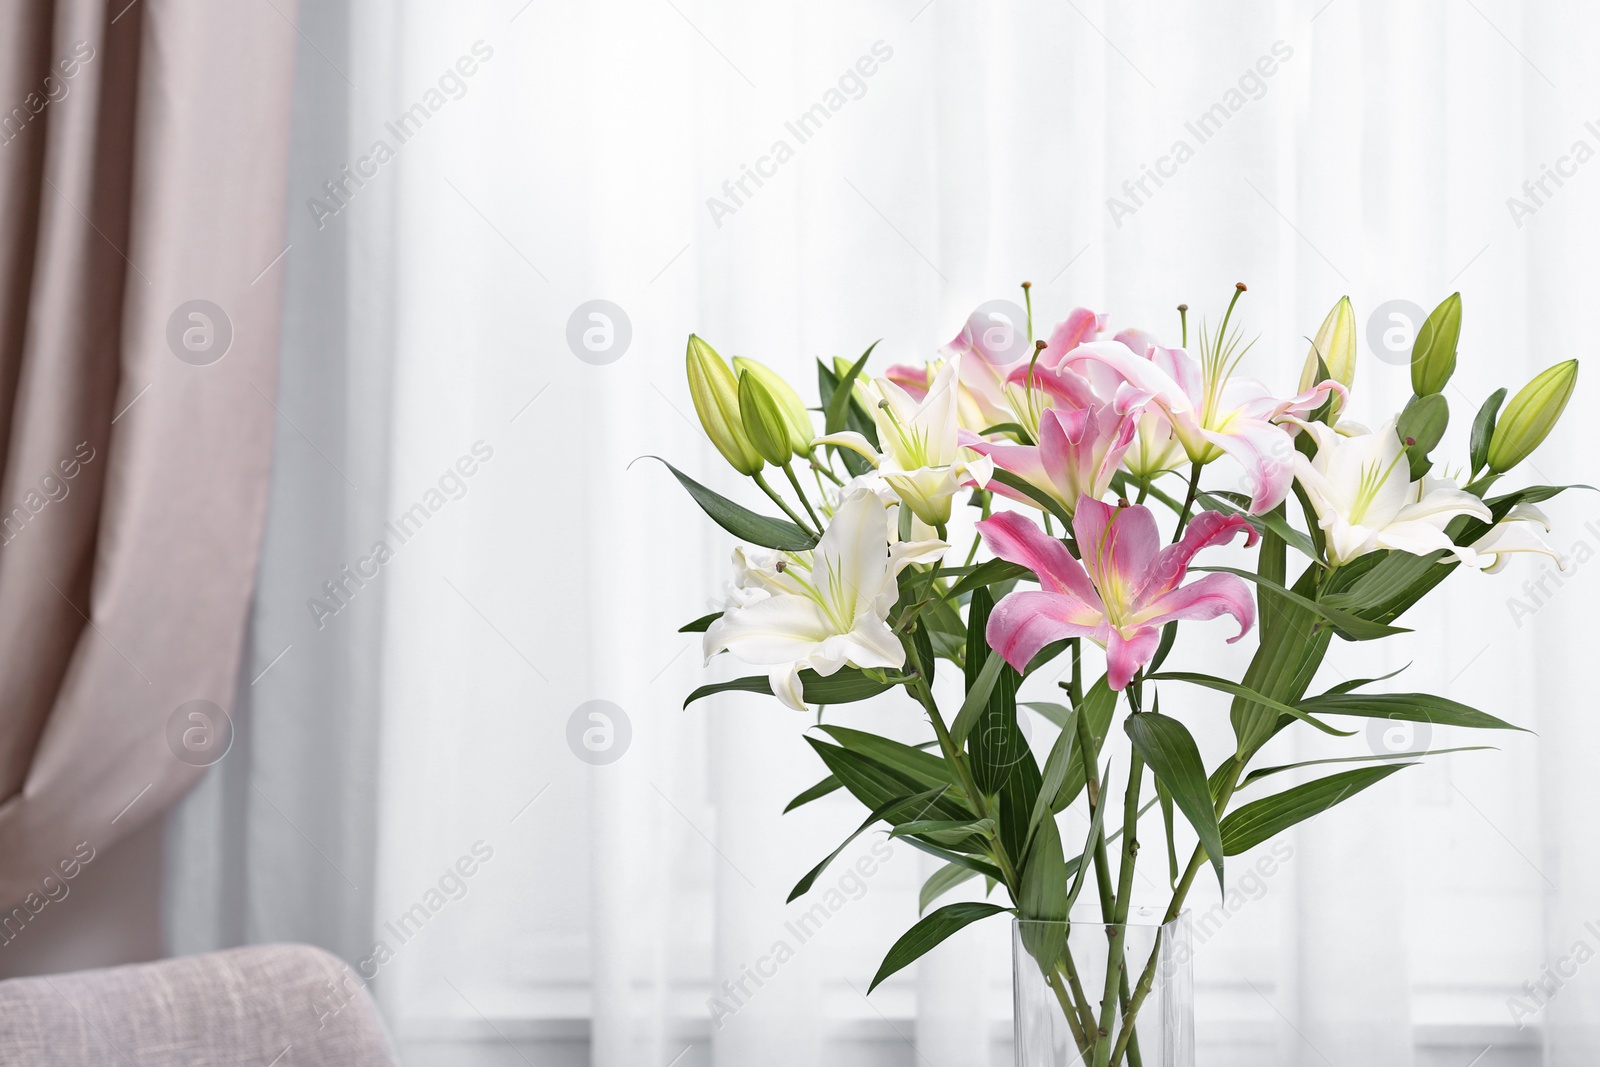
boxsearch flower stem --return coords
[1091,746,1145,1067]
[1108,757,1245,1063]
[1023,280,1035,346]
[1172,461,1204,540]
[810,458,844,486]
[1047,966,1093,1058]
[1057,954,1101,1048]
[908,672,1018,888]
[754,471,817,537]
[782,461,823,529]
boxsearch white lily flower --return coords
[1469,503,1566,574]
[814,358,993,528]
[1292,418,1492,566]
[704,489,947,711]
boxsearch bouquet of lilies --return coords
[665,284,1579,1065]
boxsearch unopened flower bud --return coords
[1487,359,1579,473]
[686,334,763,476]
[1410,292,1461,396]
[1299,296,1357,396]
[737,369,794,467]
[732,357,813,458]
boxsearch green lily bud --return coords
[733,357,813,457]
[686,334,763,475]
[1299,296,1357,393]
[1410,292,1461,396]
[737,370,794,467]
[1487,359,1579,473]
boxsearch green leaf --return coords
[1022,701,1072,729]
[789,786,950,902]
[1016,811,1070,974]
[1321,663,1411,695]
[910,624,937,687]
[1125,712,1224,890]
[977,420,1032,439]
[970,661,1029,796]
[868,902,1011,992]
[1470,387,1507,477]
[1151,671,1353,737]
[896,836,1005,882]
[1190,565,1410,640]
[817,726,958,791]
[1396,392,1449,480]
[892,817,996,848]
[784,740,942,813]
[649,457,815,551]
[684,668,896,709]
[919,861,982,915]
[1220,764,1415,855]
[816,358,870,477]
[1297,691,1529,732]
[1229,561,1331,756]
[825,343,876,436]
[1027,712,1077,848]
[996,754,1043,878]
[986,470,1074,528]
[1238,746,1493,789]
[1062,763,1129,917]
[943,559,1029,603]
[783,774,841,813]
[952,651,1005,746]
[1319,549,1449,622]
[1485,483,1593,510]
[1156,775,1178,887]
[678,611,721,633]
[804,739,976,828]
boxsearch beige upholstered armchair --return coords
[0,945,397,1065]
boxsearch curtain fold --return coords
[0,0,296,916]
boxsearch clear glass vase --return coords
[1013,909,1193,1067]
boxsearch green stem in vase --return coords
[1110,757,1245,1064]
[1092,746,1145,1067]
[1057,954,1101,1052]
[1046,966,1093,1059]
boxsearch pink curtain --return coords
[0,0,298,905]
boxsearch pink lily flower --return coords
[1111,329,1187,480]
[958,400,1142,516]
[976,496,1259,689]
[1060,339,1346,513]
[888,306,1110,432]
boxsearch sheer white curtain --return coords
[167,1,1600,1064]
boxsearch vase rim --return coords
[1012,906,1189,931]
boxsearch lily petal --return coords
[986,590,1103,674]
[1200,419,1298,513]
[976,510,1102,608]
[1372,520,1480,565]
[813,430,884,466]
[1470,519,1566,573]
[768,664,808,711]
[1142,510,1258,600]
[705,595,837,663]
[1137,572,1255,641]
[1105,627,1162,691]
